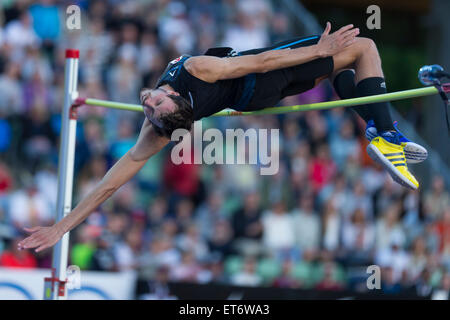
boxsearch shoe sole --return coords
[404,142,428,164]
[367,144,418,190]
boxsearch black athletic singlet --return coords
[156,54,246,121]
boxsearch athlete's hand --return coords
[317,22,359,57]
[17,225,64,252]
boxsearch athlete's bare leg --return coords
[331,37,383,81]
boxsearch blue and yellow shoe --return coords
[367,132,419,190]
[365,120,428,164]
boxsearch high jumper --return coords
[19,22,429,253]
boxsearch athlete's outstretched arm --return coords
[18,119,169,252]
[185,22,359,83]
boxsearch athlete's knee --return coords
[354,37,379,56]
[332,38,379,71]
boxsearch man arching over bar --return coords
[19,22,427,252]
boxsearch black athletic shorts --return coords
[237,35,334,112]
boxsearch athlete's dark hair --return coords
[152,94,193,138]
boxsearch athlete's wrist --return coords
[55,212,79,235]
[52,221,67,238]
[314,44,328,58]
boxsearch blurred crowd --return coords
[0,0,449,299]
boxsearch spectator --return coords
[0,237,37,268]
[174,197,195,232]
[147,196,169,231]
[290,140,311,180]
[0,61,23,115]
[110,183,138,214]
[106,51,141,106]
[34,161,57,212]
[322,197,341,252]
[221,6,269,51]
[413,268,434,298]
[375,202,406,251]
[230,256,262,287]
[103,212,129,244]
[407,236,429,282]
[282,118,301,159]
[21,104,55,170]
[139,234,181,279]
[78,118,109,161]
[4,11,40,58]
[309,143,337,193]
[77,155,108,201]
[163,150,201,200]
[70,224,98,270]
[115,226,143,271]
[78,18,113,84]
[262,201,295,254]
[109,117,136,161]
[138,29,163,83]
[8,178,53,230]
[261,163,292,209]
[375,235,410,283]
[158,1,195,54]
[329,117,359,170]
[22,45,53,87]
[207,257,229,284]
[91,233,118,272]
[208,219,235,258]
[231,191,263,255]
[195,191,226,240]
[291,191,321,253]
[341,208,375,266]
[315,262,344,291]
[170,250,203,282]
[380,266,403,294]
[424,176,450,221]
[157,217,176,238]
[139,265,177,300]
[402,189,423,243]
[176,223,209,261]
[272,259,301,289]
[433,206,450,255]
[341,180,373,222]
[304,111,329,153]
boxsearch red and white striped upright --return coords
[45,49,80,300]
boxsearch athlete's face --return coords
[140,87,179,121]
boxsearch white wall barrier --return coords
[0,267,136,300]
